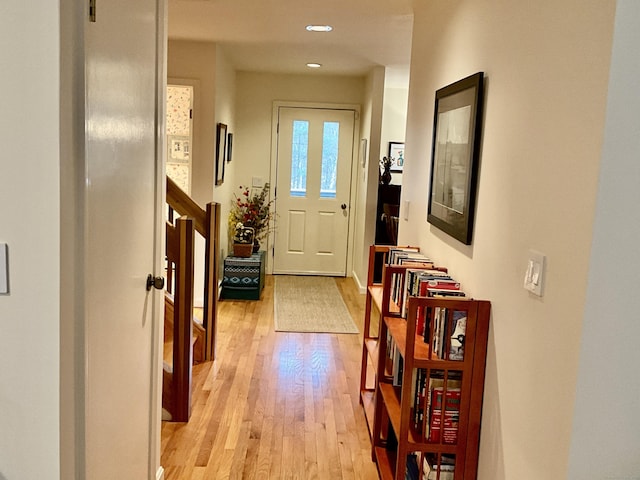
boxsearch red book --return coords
[429,387,461,444]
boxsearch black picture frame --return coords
[427,72,484,245]
[388,142,405,172]
[215,123,227,186]
[226,132,233,163]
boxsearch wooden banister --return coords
[203,202,220,360]
[165,216,195,422]
[166,175,220,362]
[166,176,206,236]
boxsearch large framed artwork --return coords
[427,72,485,245]
[215,123,227,186]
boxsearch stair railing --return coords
[164,216,195,422]
[166,176,220,361]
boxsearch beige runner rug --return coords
[274,276,360,334]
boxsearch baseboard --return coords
[156,466,165,480]
[352,269,366,294]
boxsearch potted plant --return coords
[229,183,275,254]
[380,156,394,185]
[231,223,255,257]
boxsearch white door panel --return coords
[273,107,355,275]
[84,0,161,478]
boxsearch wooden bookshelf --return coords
[359,245,393,437]
[358,245,491,480]
[359,246,435,444]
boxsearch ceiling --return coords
[168,0,414,77]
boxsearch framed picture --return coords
[388,142,405,172]
[215,123,227,186]
[226,132,233,163]
[427,72,485,245]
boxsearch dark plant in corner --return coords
[380,156,395,185]
[228,183,275,249]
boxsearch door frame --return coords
[151,2,168,478]
[269,101,361,276]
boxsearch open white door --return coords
[82,0,164,478]
[273,107,356,276]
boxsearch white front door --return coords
[273,107,355,275]
[83,0,163,478]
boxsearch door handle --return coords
[341,203,347,210]
[146,274,165,291]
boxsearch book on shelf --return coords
[401,269,461,319]
[410,370,462,439]
[385,333,396,378]
[449,311,467,361]
[423,454,455,480]
[426,287,466,298]
[412,368,427,432]
[429,386,461,445]
[392,345,404,387]
[421,305,468,361]
[388,249,431,304]
[405,453,420,480]
[387,246,421,266]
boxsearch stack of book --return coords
[387,247,434,305]
[411,370,462,443]
[423,454,455,480]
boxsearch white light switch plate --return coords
[524,249,545,296]
[252,176,263,187]
[0,243,7,293]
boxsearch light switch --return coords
[0,243,7,294]
[403,200,410,221]
[252,176,263,187]
[524,249,545,296]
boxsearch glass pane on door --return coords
[320,121,339,198]
[290,120,309,197]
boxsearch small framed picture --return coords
[388,142,405,172]
[215,123,227,186]
[226,132,233,163]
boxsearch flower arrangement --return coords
[380,156,395,172]
[380,156,395,184]
[232,223,254,244]
[228,183,275,245]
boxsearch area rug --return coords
[274,276,360,334]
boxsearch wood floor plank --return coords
[161,275,379,479]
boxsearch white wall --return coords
[381,66,410,186]
[352,67,385,288]
[568,2,640,477]
[168,40,237,297]
[212,46,237,261]
[400,1,616,478]
[168,40,217,207]
[0,1,61,478]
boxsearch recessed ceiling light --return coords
[306,63,322,68]
[305,25,333,32]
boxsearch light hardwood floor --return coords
[161,275,380,480]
